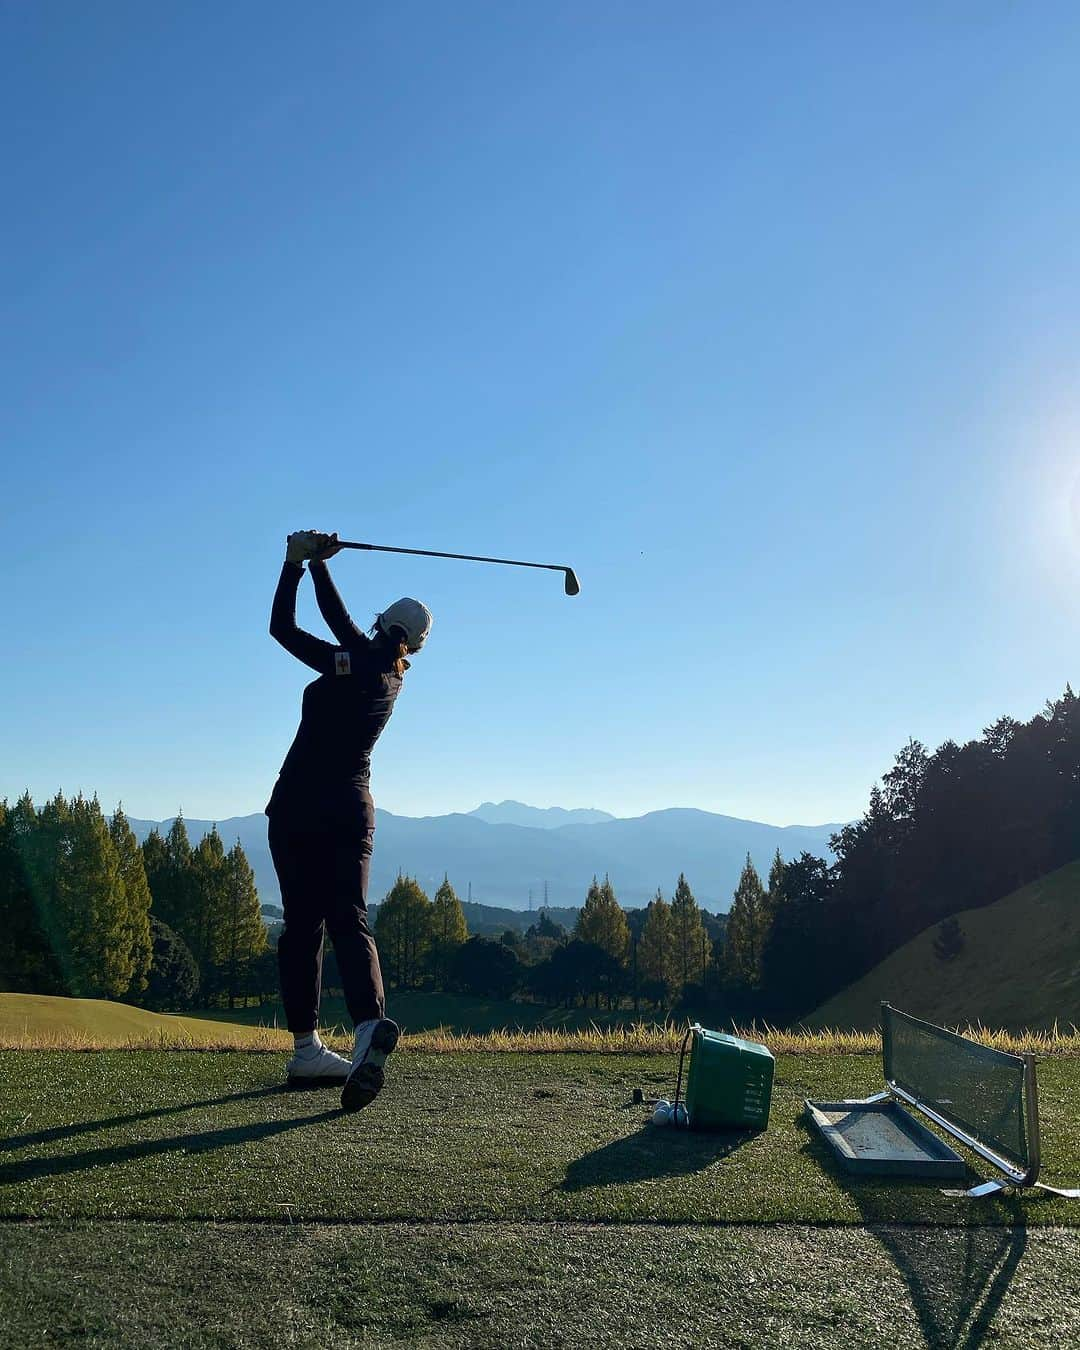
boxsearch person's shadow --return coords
[0,1082,341,1190]
[799,1117,1029,1349]
[562,1125,754,1192]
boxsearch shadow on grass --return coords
[799,1119,1030,1349]
[0,1102,341,1189]
[1,1085,288,1155]
[561,1126,754,1191]
[868,1222,1028,1350]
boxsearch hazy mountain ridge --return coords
[127,804,840,913]
[468,801,615,829]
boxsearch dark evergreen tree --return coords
[141,916,200,1010]
[723,856,766,989]
[217,841,267,1007]
[758,852,835,1020]
[528,939,611,1007]
[140,828,169,910]
[109,806,153,998]
[0,795,64,993]
[147,816,198,940]
[638,890,675,1005]
[189,827,228,987]
[933,916,965,963]
[670,873,708,994]
[450,936,521,1000]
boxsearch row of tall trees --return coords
[140,816,266,1006]
[744,686,1080,1022]
[371,867,716,1012]
[0,794,152,1000]
[375,874,470,987]
[0,796,265,1009]
[634,874,713,1002]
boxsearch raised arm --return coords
[269,561,337,674]
[309,559,367,648]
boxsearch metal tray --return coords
[805,1097,967,1179]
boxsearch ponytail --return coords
[370,619,411,676]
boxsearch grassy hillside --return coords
[0,993,274,1049]
[808,860,1080,1032]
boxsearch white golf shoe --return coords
[285,1041,352,1087]
[341,1018,400,1112]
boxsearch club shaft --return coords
[338,540,567,575]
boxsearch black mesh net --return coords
[882,1005,1029,1170]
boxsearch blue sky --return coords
[4,2,1080,825]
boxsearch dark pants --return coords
[267,809,385,1033]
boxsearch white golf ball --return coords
[652,1103,672,1126]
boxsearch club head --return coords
[563,568,581,597]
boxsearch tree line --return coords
[6,685,1074,1023]
[371,686,1080,1023]
[732,685,1080,1022]
[0,796,267,1010]
[371,869,720,1011]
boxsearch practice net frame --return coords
[880,1002,1040,1189]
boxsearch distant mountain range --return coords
[469,801,614,829]
[127,803,840,913]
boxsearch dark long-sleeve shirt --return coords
[266,561,404,822]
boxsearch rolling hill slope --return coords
[807,860,1080,1032]
[0,993,274,1048]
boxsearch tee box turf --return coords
[683,1026,775,1131]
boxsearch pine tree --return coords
[760,847,786,969]
[189,827,228,988]
[24,793,73,991]
[724,854,766,989]
[109,805,153,997]
[0,795,62,993]
[152,815,195,935]
[141,916,201,1010]
[429,874,468,990]
[56,794,133,998]
[574,875,630,1007]
[374,876,432,988]
[638,889,676,1007]
[574,875,630,964]
[219,841,267,1007]
[669,872,708,994]
[140,827,168,905]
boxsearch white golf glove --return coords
[285,530,322,565]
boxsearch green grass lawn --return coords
[1,1049,1077,1346]
[3,1220,1075,1349]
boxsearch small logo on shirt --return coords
[334,650,352,676]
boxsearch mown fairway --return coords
[1,1050,1078,1347]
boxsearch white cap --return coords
[377,597,433,652]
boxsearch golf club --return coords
[337,540,581,596]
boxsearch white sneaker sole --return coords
[341,1019,400,1112]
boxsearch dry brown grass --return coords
[3,1018,1078,1056]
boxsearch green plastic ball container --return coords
[682,1025,775,1131]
